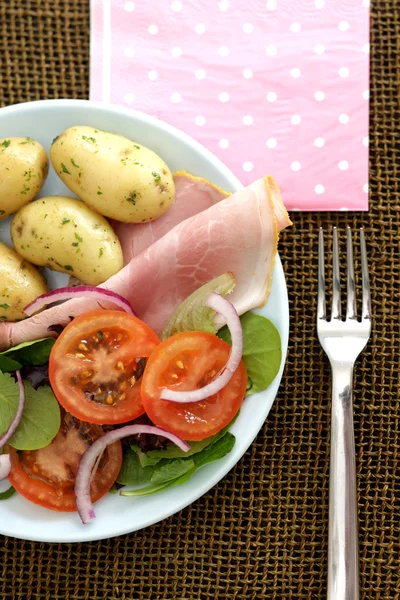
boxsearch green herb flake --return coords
[152,171,161,183]
[133,144,141,149]
[70,158,80,168]
[82,136,96,144]
[99,248,104,258]
[97,186,103,195]
[1,140,11,148]
[51,135,59,145]
[61,218,70,225]
[74,232,83,243]
[72,242,79,247]
[61,163,72,175]
[63,265,74,271]
[0,304,11,309]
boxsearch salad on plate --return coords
[0,125,291,525]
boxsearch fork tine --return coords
[360,228,371,320]
[318,228,326,319]
[346,227,357,320]
[331,227,341,320]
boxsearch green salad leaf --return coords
[0,338,56,373]
[120,431,236,497]
[0,487,16,501]
[161,273,236,340]
[218,312,282,395]
[0,372,61,450]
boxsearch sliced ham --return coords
[0,176,291,350]
[111,171,231,264]
[112,171,291,264]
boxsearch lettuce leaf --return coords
[218,312,281,395]
[161,273,235,340]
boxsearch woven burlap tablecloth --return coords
[0,1,399,598]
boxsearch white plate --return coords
[0,100,289,542]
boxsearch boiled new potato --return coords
[0,137,48,220]
[50,126,175,223]
[11,196,123,286]
[0,241,48,322]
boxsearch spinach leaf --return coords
[0,486,16,500]
[218,312,281,395]
[117,449,155,486]
[0,338,55,371]
[121,431,236,497]
[0,373,61,450]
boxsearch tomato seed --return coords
[120,393,126,401]
[176,360,184,369]
[78,342,88,351]
[171,373,179,380]
[75,352,86,359]
[130,376,136,385]
[117,361,124,370]
[120,381,128,391]
[106,394,114,405]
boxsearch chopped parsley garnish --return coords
[61,163,72,175]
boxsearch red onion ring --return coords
[24,286,135,317]
[75,424,190,524]
[0,454,11,481]
[0,371,25,449]
[160,292,243,403]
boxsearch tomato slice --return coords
[7,412,122,512]
[49,309,160,424]
[141,332,247,441]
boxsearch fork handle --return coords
[328,365,359,600]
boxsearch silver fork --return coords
[317,227,371,600]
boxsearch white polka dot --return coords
[218,0,230,10]
[314,137,325,147]
[266,0,277,9]
[218,92,230,103]
[219,138,229,149]
[170,0,182,11]
[291,114,301,125]
[363,136,369,147]
[195,69,206,79]
[315,184,325,194]
[339,66,350,78]
[314,91,325,101]
[290,68,301,78]
[266,138,277,148]
[338,160,349,170]
[362,0,370,6]
[290,22,301,33]
[243,161,254,172]
[338,21,350,31]
[243,115,254,126]
[242,68,253,79]
[339,113,350,124]
[195,115,206,126]
[314,0,325,7]
[314,44,325,55]
[363,89,370,100]
[291,161,301,171]
[339,207,349,212]
[123,93,135,104]
[148,70,158,81]
[363,183,369,193]
[242,23,254,33]
[171,47,182,57]
[195,23,206,34]
[148,24,158,35]
[218,46,230,57]
[362,42,370,54]
[124,1,135,11]
[266,44,278,56]
[266,91,277,102]
[124,46,135,58]
[171,92,182,103]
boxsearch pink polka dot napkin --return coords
[90,0,370,211]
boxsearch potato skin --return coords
[0,137,49,221]
[50,126,175,223]
[0,241,48,322]
[11,196,123,286]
